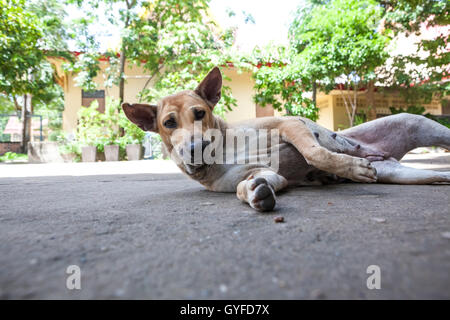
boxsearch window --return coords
[82,90,105,113]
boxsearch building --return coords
[50,56,447,134]
[49,57,281,134]
[316,89,445,131]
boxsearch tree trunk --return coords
[366,80,377,121]
[351,82,358,126]
[312,81,317,106]
[119,1,131,136]
[118,47,127,138]
[21,94,29,154]
[119,1,131,104]
[339,83,353,128]
[119,48,126,104]
[12,95,21,113]
[28,95,33,142]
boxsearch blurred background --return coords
[0,0,448,163]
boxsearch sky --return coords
[66,0,303,52]
[209,0,302,52]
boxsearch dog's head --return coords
[122,67,222,173]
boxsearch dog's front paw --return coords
[349,158,377,183]
[246,177,276,212]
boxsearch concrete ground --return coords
[0,153,449,299]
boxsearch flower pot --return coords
[61,152,77,163]
[81,146,97,162]
[104,145,119,161]
[126,144,142,161]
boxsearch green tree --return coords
[0,0,43,109]
[376,0,450,103]
[251,45,320,120]
[250,0,322,119]
[67,0,249,119]
[1,0,46,151]
[251,0,389,124]
[135,0,249,117]
[289,0,390,126]
[0,0,71,150]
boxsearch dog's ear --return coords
[194,67,222,109]
[122,103,158,132]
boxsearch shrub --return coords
[0,152,28,162]
[59,97,148,161]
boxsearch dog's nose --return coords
[190,140,211,157]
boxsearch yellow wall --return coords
[61,60,152,133]
[317,90,444,131]
[55,57,445,135]
[316,94,334,130]
[222,68,257,123]
[57,58,264,133]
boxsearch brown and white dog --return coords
[122,67,450,212]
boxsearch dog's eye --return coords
[194,109,206,121]
[163,118,177,129]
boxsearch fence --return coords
[0,114,44,155]
[0,114,43,143]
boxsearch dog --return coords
[122,67,450,212]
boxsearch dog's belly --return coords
[207,142,340,192]
[276,142,342,186]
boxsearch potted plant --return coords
[76,101,103,162]
[56,132,81,162]
[81,145,97,162]
[104,143,119,161]
[98,134,119,161]
[100,98,121,161]
[120,134,144,161]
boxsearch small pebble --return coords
[371,217,386,223]
[441,232,450,239]
[79,255,87,263]
[274,216,285,223]
[29,258,38,265]
[219,284,228,293]
[201,202,214,206]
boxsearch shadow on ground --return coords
[0,169,449,299]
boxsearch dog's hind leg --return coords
[279,119,377,182]
[371,159,450,184]
[341,113,450,160]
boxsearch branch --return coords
[142,66,163,92]
[351,82,358,125]
[339,88,352,126]
[12,95,21,112]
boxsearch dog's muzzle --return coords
[180,140,211,167]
